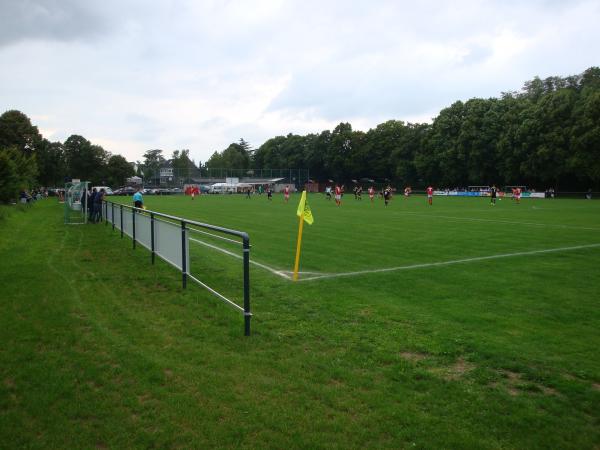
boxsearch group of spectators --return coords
[19,189,48,204]
[86,187,106,223]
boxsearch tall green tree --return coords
[206,142,251,170]
[142,149,165,185]
[105,155,135,187]
[0,147,37,202]
[0,150,20,202]
[63,135,109,183]
[570,81,600,186]
[0,110,42,156]
[36,139,65,186]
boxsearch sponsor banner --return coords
[434,191,482,196]
[434,190,510,197]
[528,192,545,198]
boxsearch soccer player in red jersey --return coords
[368,186,375,202]
[283,185,290,203]
[514,187,521,204]
[426,186,433,205]
[335,184,342,206]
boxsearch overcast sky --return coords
[1,0,598,164]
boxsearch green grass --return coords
[1,194,599,449]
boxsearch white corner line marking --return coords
[297,243,600,282]
[189,237,292,279]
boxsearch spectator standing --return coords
[133,188,144,209]
[93,188,105,223]
[88,188,97,220]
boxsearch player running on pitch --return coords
[426,185,433,205]
[283,185,290,203]
[384,186,392,206]
[514,187,521,204]
[334,184,342,206]
[368,186,375,202]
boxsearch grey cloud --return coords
[124,113,164,142]
[267,69,453,123]
[0,0,113,47]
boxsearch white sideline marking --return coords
[279,270,327,276]
[189,237,292,279]
[190,237,600,283]
[400,211,600,231]
[296,243,600,282]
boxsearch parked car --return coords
[113,186,137,196]
[92,186,114,195]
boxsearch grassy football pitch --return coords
[1,193,599,449]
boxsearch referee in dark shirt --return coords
[490,185,497,205]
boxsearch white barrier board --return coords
[123,209,133,238]
[113,207,122,230]
[154,219,189,271]
[135,213,152,251]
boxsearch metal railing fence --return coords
[102,200,252,336]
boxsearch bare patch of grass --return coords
[399,351,428,362]
[444,357,476,381]
[494,370,559,397]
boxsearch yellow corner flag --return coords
[296,190,314,225]
[293,191,314,281]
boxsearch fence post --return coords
[243,234,251,336]
[132,207,136,249]
[104,202,108,225]
[111,203,115,231]
[120,205,123,238]
[150,212,155,265]
[181,221,187,289]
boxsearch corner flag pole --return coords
[293,214,305,281]
[292,190,314,281]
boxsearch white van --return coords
[92,186,114,195]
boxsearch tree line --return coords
[2,66,599,203]
[0,110,135,202]
[206,66,600,190]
